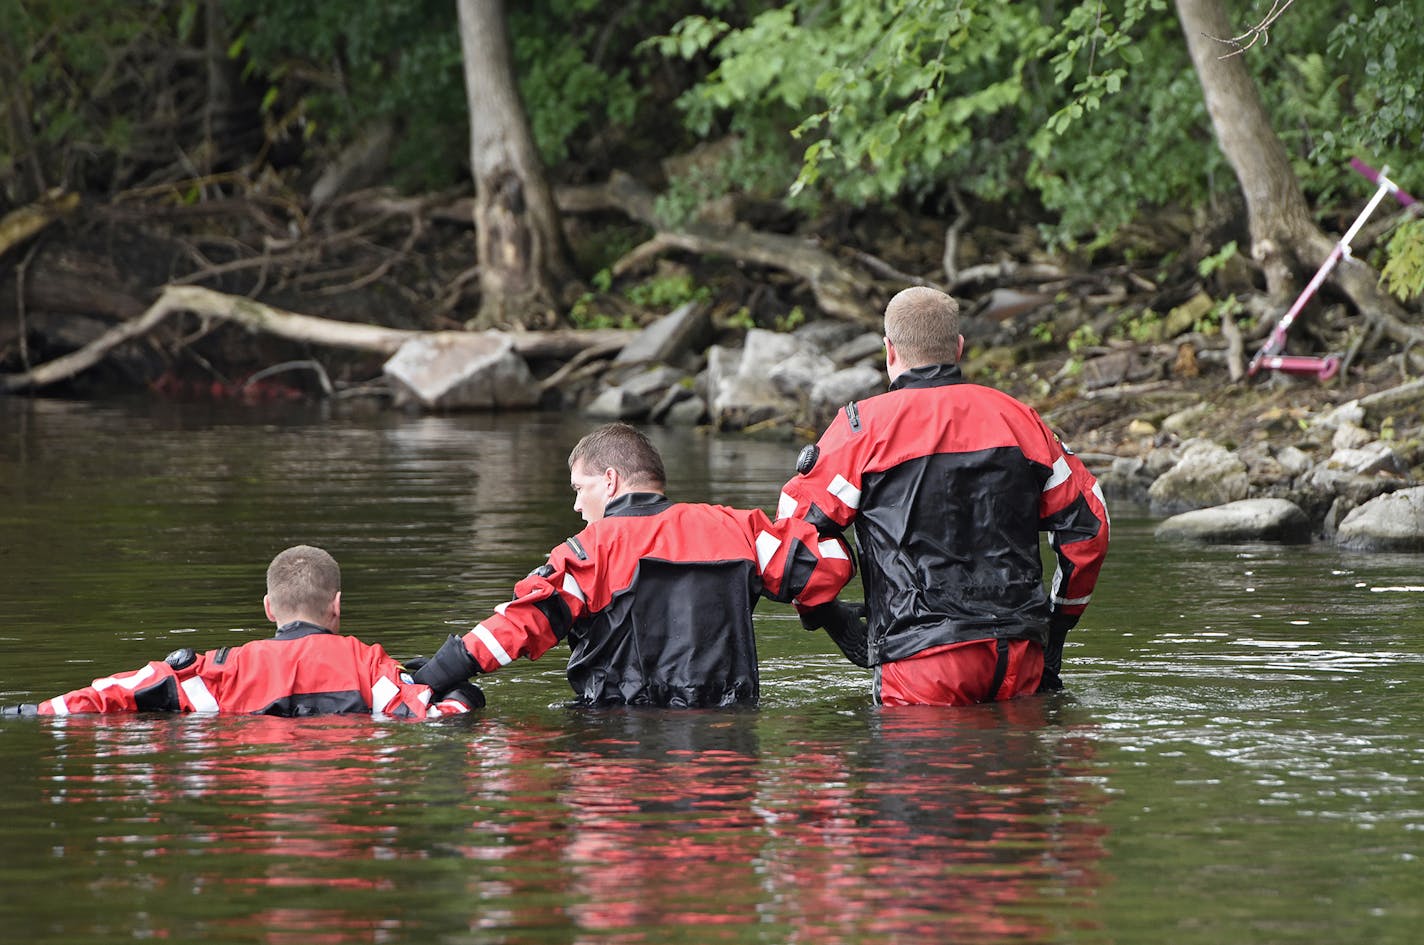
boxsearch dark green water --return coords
[2,396,1422,944]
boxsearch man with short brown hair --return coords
[5,545,479,718]
[415,423,855,707]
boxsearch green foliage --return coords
[1381,219,1424,302]
[774,306,806,332]
[1067,323,1100,353]
[1,1,182,196]
[568,293,638,330]
[625,271,711,309]
[1197,241,1239,278]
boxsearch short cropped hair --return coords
[884,286,962,367]
[266,545,341,618]
[568,423,666,490]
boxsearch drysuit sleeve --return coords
[35,654,203,715]
[452,538,593,674]
[736,507,854,609]
[1037,432,1110,621]
[775,409,866,539]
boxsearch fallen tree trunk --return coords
[1,285,633,393]
[558,172,881,326]
[0,191,80,259]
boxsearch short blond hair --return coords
[884,286,962,367]
[266,545,340,618]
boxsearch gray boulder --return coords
[1147,440,1250,514]
[1336,486,1424,552]
[613,302,711,366]
[583,386,650,420]
[810,365,885,423]
[1154,498,1312,544]
[383,332,539,410]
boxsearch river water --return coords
[1,396,1422,944]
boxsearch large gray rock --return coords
[769,349,837,399]
[383,332,539,410]
[1336,486,1424,552]
[810,365,885,422]
[583,386,650,420]
[707,331,810,429]
[613,302,711,365]
[1147,440,1250,514]
[1154,498,1312,544]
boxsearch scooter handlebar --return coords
[1350,157,1417,207]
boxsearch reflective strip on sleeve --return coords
[755,531,782,571]
[371,676,400,712]
[777,490,798,519]
[828,474,862,510]
[1044,456,1072,491]
[471,623,513,667]
[562,572,586,605]
[47,696,69,716]
[1093,482,1111,526]
[817,538,849,560]
[180,675,219,713]
[93,664,157,691]
[494,602,509,615]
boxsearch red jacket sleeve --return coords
[35,661,184,715]
[456,539,592,673]
[735,507,854,608]
[1037,435,1110,619]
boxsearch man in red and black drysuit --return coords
[414,423,855,707]
[2,545,479,719]
[778,286,1109,706]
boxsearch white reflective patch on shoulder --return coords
[181,676,219,713]
[755,530,782,571]
[817,539,849,560]
[494,601,509,616]
[48,696,69,716]
[828,474,862,509]
[94,663,157,692]
[1093,482,1111,526]
[472,623,513,666]
[562,572,586,604]
[1043,456,1072,491]
[371,676,400,712]
[777,490,798,520]
[1053,593,1093,606]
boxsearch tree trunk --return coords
[1175,0,1418,349]
[1174,0,1313,306]
[457,0,575,328]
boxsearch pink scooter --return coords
[1247,158,1418,380]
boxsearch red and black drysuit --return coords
[31,621,472,719]
[417,492,855,707]
[778,363,1109,705]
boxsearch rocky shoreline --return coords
[497,302,1424,553]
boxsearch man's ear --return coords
[603,466,620,496]
[956,334,965,360]
[263,594,276,624]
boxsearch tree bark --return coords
[458,0,575,328]
[1175,0,1420,351]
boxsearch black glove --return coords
[800,601,871,668]
[1037,612,1080,693]
[1,704,38,717]
[410,634,482,698]
[444,681,486,711]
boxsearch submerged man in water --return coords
[413,422,855,707]
[2,545,481,718]
[779,286,1110,705]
